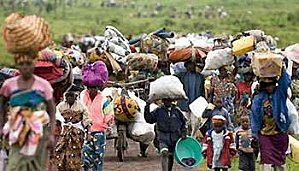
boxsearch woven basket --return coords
[3,13,52,54]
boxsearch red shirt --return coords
[237,82,251,101]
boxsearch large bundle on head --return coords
[35,48,73,103]
[126,53,159,71]
[87,47,122,76]
[148,75,187,103]
[252,52,284,78]
[203,47,234,70]
[82,61,108,87]
[140,34,170,61]
[114,95,140,122]
[3,13,52,55]
[168,47,207,64]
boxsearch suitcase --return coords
[232,36,255,56]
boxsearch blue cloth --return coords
[82,132,106,171]
[176,71,205,111]
[9,89,46,108]
[251,69,291,137]
[144,105,187,145]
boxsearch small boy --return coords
[235,115,259,171]
[202,115,236,171]
[144,99,187,171]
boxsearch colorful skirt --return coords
[258,132,289,165]
[82,132,106,170]
[53,126,85,171]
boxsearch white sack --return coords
[203,47,234,70]
[128,91,157,136]
[148,75,187,102]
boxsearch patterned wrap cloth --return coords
[2,90,49,156]
[53,100,91,171]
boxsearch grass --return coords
[0,0,298,66]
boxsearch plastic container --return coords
[174,136,203,168]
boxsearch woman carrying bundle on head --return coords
[251,67,291,171]
[0,54,56,171]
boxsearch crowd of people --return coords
[0,12,299,171]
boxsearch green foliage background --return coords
[0,0,298,169]
[0,0,298,66]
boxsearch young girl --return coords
[202,115,236,171]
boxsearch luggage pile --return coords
[85,27,175,82]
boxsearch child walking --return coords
[202,115,236,171]
[144,99,187,171]
[235,115,259,171]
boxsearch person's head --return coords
[214,97,223,109]
[184,61,196,72]
[212,115,226,133]
[240,115,250,130]
[219,66,228,78]
[88,86,98,96]
[243,72,254,83]
[65,91,78,105]
[259,77,278,94]
[162,98,173,107]
[15,54,36,80]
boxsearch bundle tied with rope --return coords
[2,13,52,63]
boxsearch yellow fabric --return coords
[113,96,139,122]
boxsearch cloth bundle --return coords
[126,53,159,70]
[82,61,109,87]
[3,13,52,55]
[38,48,65,68]
[2,90,49,156]
[168,47,206,63]
[113,95,140,122]
[140,34,169,61]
